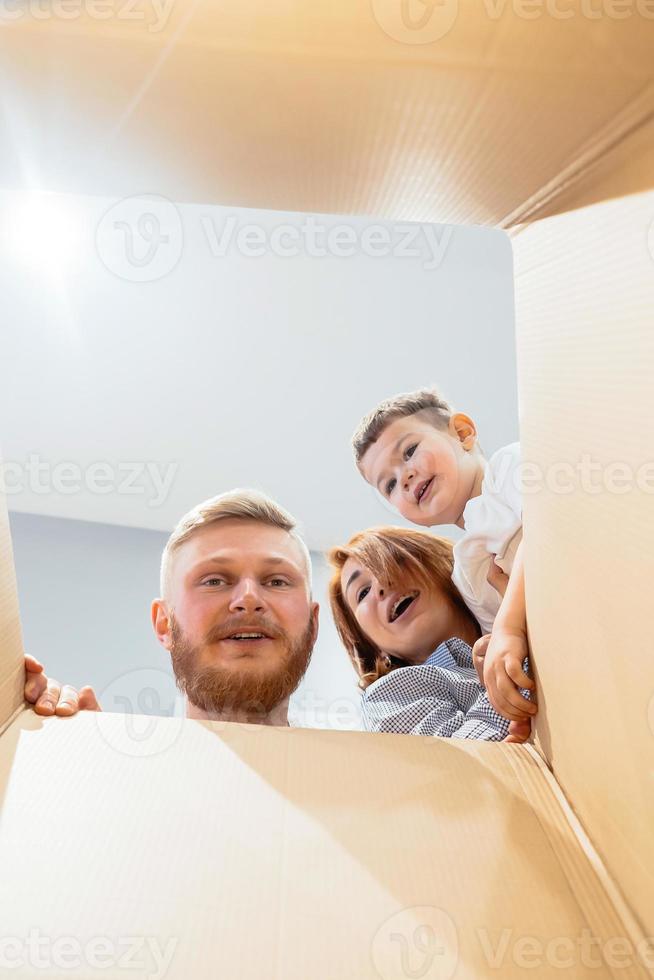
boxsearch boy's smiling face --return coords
[359,413,482,527]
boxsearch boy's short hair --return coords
[160,488,312,597]
[351,387,453,465]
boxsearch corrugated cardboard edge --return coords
[501,82,654,229]
[0,702,27,739]
[507,745,651,980]
[0,492,25,730]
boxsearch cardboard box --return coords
[1,5,652,978]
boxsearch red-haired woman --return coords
[328,526,531,742]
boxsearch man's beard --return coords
[169,613,314,719]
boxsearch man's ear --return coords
[151,599,173,651]
[449,412,478,452]
[310,602,320,647]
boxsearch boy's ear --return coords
[449,413,478,451]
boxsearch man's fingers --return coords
[24,671,48,704]
[34,678,61,716]
[55,684,81,716]
[78,686,102,712]
[24,654,44,674]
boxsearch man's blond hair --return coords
[159,489,312,597]
[352,387,453,465]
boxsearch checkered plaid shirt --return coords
[360,637,511,741]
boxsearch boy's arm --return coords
[482,542,537,721]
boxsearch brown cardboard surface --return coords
[0,492,25,732]
[0,708,647,979]
[0,5,653,225]
[514,188,654,934]
[510,112,654,225]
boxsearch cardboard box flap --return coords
[0,5,653,226]
[514,187,654,934]
[0,709,648,979]
[0,497,24,733]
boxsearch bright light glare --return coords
[4,190,86,279]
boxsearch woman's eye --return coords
[405,443,417,460]
[357,585,370,603]
[385,478,396,496]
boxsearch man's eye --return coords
[357,585,370,603]
[385,478,396,496]
[268,578,289,587]
[203,577,225,587]
[404,443,417,460]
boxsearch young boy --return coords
[351,387,536,729]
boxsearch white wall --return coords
[0,193,518,550]
[10,511,363,729]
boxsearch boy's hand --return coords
[503,719,532,743]
[483,628,536,722]
[472,633,491,685]
[487,555,509,598]
[24,654,101,715]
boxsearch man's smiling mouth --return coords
[414,477,433,504]
[225,632,271,641]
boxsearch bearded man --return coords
[23,490,320,726]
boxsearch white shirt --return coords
[451,442,522,634]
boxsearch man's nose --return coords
[228,580,265,613]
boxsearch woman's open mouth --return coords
[388,591,420,623]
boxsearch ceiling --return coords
[1,3,653,225]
